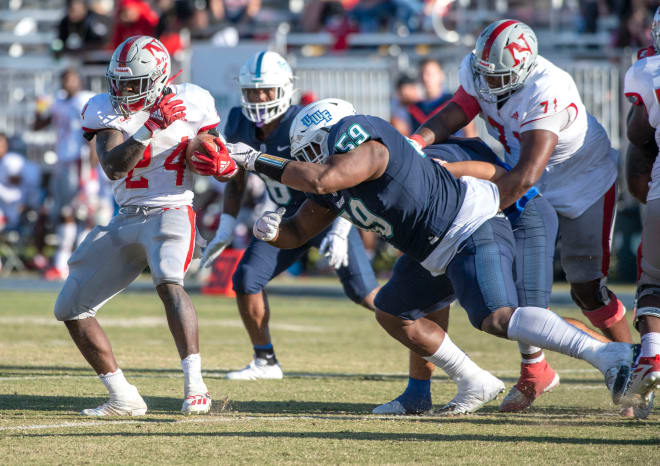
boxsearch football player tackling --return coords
[53,36,236,416]
[209,98,633,411]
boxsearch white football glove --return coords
[199,214,236,268]
[319,217,352,269]
[226,142,262,171]
[253,207,286,242]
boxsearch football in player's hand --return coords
[185,133,237,181]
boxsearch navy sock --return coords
[253,343,276,364]
[397,377,432,412]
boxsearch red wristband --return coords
[410,134,428,149]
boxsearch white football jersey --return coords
[53,90,95,163]
[81,83,220,207]
[624,53,660,201]
[459,54,617,218]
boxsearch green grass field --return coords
[0,282,658,465]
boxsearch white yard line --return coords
[0,316,322,333]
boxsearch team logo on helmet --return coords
[503,33,533,67]
[301,110,333,127]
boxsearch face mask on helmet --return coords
[291,129,331,164]
[239,51,294,127]
[106,36,171,117]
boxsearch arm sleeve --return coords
[450,86,481,122]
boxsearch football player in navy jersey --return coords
[199,52,379,380]
[373,138,559,414]
[214,98,633,411]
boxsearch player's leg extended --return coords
[54,215,148,416]
[448,215,633,405]
[501,196,560,412]
[228,237,312,380]
[328,227,381,310]
[146,207,210,414]
[624,197,660,418]
[559,184,632,343]
[375,257,503,415]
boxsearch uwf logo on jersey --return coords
[301,109,332,127]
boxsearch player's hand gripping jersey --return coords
[306,115,495,266]
[224,105,303,217]
[625,53,660,202]
[458,54,618,218]
[81,83,220,207]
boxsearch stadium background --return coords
[0,0,653,282]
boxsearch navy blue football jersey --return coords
[423,138,539,223]
[307,115,466,263]
[224,105,303,217]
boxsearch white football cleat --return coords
[436,371,505,416]
[372,397,432,415]
[593,342,634,404]
[181,392,212,415]
[621,354,660,419]
[81,386,147,417]
[226,358,283,380]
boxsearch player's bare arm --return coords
[627,104,655,147]
[269,199,338,249]
[221,168,248,216]
[280,140,389,194]
[439,160,506,182]
[495,129,557,209]
[416,102,471,147]
[95,128,148,180]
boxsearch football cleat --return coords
[181,392,212,415]
[372,396,432,415]
[499,360,560,412]
[80,386,147,417]
[226,358,283,380]
[622,354,660,419]
[593,342,634,404]
[436,371,505,416]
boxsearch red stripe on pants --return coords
[184,206,196,273]
[601,183,616,276]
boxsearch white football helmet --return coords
[652,7,660,52]
[238,51,294,126]
[106,36,171,117]
[470,19,538,103]
[289,98,356,164]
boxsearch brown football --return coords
[185,133,236,180]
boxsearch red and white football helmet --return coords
[470,19,538,103]
[652,6,660,53]
[106,36,171,117]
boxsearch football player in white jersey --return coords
[410,19,632,412]
[621,7,660,418]
[53,36,237,416]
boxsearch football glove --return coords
[319,217,352,269]
[199,214,236,268]
[226,142,262,171]
[254,207,286,242]
[191,138,238,178]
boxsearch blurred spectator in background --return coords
[111,0,158,50]
[155,0,193,56]
[390,73,422,136]
[208,0,261,25]
[33,68,101,281]
[612,0,655,48]
[55,0,110,57]
[0,134,42,234]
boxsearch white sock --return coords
[423,334,484,383]
[181,353,206,395]
[99,368,133,397]
[518,341,542,357]
[641,332,660,358]
[521,353,545,365]
[54,222,76,270]
[507,307,606,368]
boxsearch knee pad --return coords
[633,286,660,330]
[581,288,626,330]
